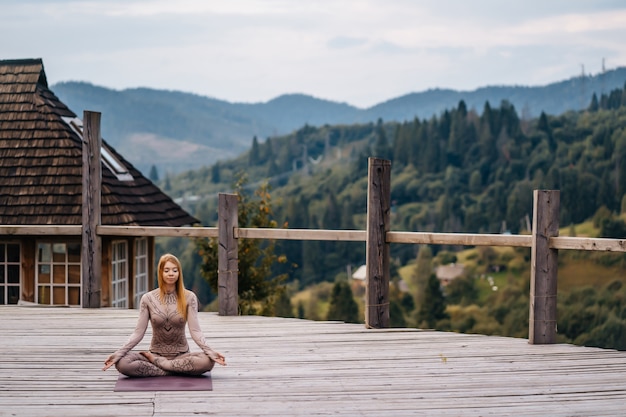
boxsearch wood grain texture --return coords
[1,307,625,416]
[218,193,238,316]
[529,190,559,344]
[82,111,102,308]
[366,157,391,329]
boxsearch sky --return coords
[2,0,626,108]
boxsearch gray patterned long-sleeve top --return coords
[112,288,213,361]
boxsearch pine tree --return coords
[196,174,288,315]
[249,136,260,166]
[411,245,433,308]
[415,273,448,328]
[589,93,599,112]
[537,112,556,152]
[373,118,392,160]
[327,281,359,323]
[211,163,220,183]
[163,175,171,191]
[148,164,159,182]
[273,290,294,318]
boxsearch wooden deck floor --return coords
[1,307,626,417]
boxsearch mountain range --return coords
[51,67,626,175]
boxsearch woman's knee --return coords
[114,356,133,374]
[187,353,215,374]
[203,358,216,373]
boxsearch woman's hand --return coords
[102,354,117,371]
[208,350,227,366]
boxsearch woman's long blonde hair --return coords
[157,253,188,320]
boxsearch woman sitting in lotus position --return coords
[103,253,226,377]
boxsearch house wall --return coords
[101,237,112,307]
[7,235,154,308]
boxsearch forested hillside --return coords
[168,81,626,239]
[160,82,626,349]
[52,67,626,175]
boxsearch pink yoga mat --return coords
[114,373,212,392]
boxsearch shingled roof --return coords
[0,58,199,226]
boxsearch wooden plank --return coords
[0,225,81,235]
[82,110,102,308]
[529,190,559,344]
[387,231,533,247]
[97,225,218,238]
[365,157,391,328]
[3,228,626,252]
[1,308,626,417]
[236,228,366,241]
[218,193,238,316]
[550,236,626,252]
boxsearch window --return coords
[36,242,81,306]
[0,243,21,305]
[111,241,129,308]
[62,116,133,181]
[134,238,149,308]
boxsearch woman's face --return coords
[162,260,180,287]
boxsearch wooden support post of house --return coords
[82,111,102,308]
[218,193,238,316]
[365,157,391,328]
[529,190,559,344]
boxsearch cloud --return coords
[327,36,368,50]
[2,0,626,107]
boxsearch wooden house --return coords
[0,58,199,308]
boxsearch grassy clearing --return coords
[558,258,625,290]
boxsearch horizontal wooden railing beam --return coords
[97,225,218,238]
[4,225,626,252]
[235,228,367,241]
[0,225,82,235]
[550,236,626,252]
[386,231,533,247]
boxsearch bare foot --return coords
[140,351,156,363]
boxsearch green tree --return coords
[148,164,159,182]
[196,174,288,315]
[249,136,260,166]
[163,175,171,191]
[373,118,392,160]
[600,217,626,238]
[588,93,599,112]
[273,290,294,318]
[445,276,478,306]
[389,300,407,328]
[411,245,433,308]
[211,163,221,183]
[327,281,359,323]
[415,273,448,328]
[469,170,482,194]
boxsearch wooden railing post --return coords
[218,193,238,316]
[529,190,559,344]
[365,157,391,328]
[82,110,102,308]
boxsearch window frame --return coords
[111,240,129,308]
[134,237,149,308]
[0,242,21,305]
[35,241,82,306]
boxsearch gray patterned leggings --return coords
[115,351,215,377]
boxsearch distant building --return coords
[0,58,198,308]
[435,263,465,286]
[351,264,367,282]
